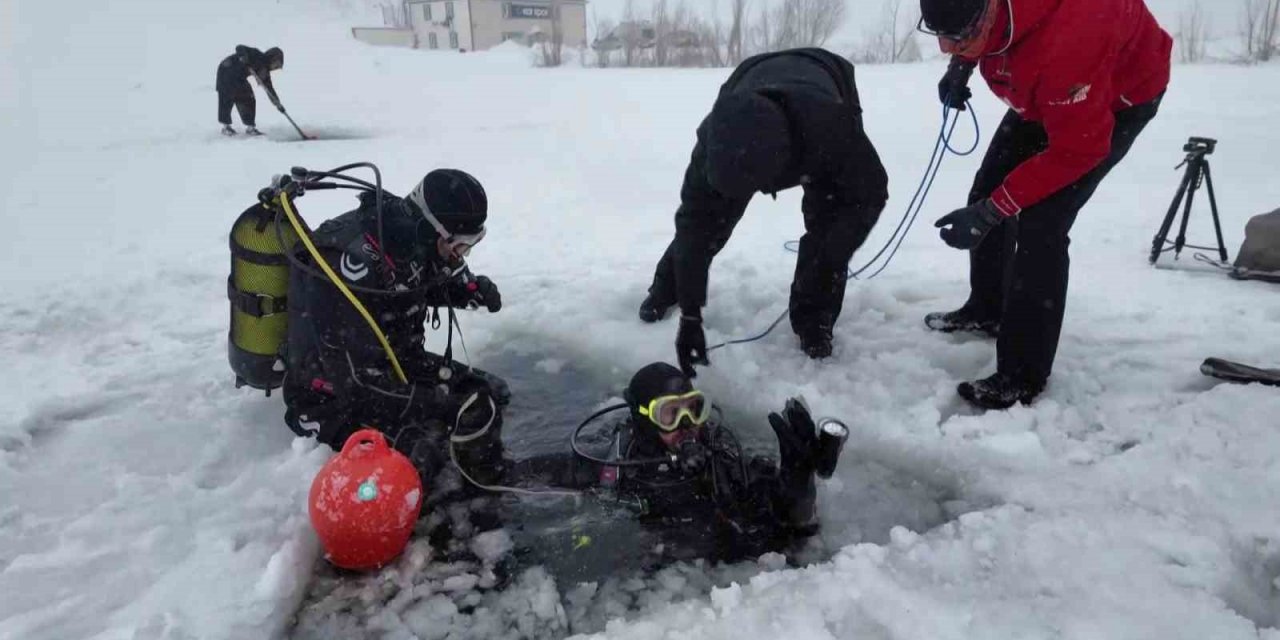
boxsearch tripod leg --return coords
[1173,161,1201,259]
[1151,166,1194,264]
[1201,162,1229,263]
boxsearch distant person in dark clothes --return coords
[216,45,283,136]
[637,48,888,373]
[920,0,1171,409]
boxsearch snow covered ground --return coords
[4,0,1280,638]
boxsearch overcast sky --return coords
[581,0,1247,51]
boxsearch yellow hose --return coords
[276,193,408,384]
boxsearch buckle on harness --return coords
[227,277,288,317]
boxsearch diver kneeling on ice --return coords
[521,363,848,558]
[279,168,510,486]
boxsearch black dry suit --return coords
[216,45,280,127]
[282,190,507,479]
[648,48,889,334]
[520,416,819,560]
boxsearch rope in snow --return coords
[708,98,981,353]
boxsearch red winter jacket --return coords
[960,0,1171,216]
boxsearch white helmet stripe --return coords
[408,179,453,238]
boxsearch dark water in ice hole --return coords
[290,347,981,638]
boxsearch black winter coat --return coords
[672,48,888,314]
[216,45,277,97]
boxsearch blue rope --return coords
[707,99,981,353]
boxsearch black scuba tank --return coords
[228,202,298,394]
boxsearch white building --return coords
[369,0,589,52]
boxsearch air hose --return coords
[276,191,409,384]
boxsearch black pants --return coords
[964,96,1162,382]
[648,201,866,332]
[217,83,256,126]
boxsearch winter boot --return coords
[957,372,1046,410]
[245,126,263,136]
[221,125,237,136]
[638,292,676,323]
[924,305,1000,337]
[796,322,834,359]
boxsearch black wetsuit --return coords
[515,417,818,561]
[282,190,508,475]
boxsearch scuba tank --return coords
[228,202,298,394]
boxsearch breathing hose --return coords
[276,191,409,384]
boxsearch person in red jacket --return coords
[920,0,1171,409]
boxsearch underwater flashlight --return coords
[813,418,849,479]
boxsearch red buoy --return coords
[308,428,424,571]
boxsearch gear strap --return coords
[227,276,287,317]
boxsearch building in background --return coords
[353,0,588,52]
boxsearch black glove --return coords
[767,397,818,474]
[935,199,1005,250]
[938,57,976,111]
[768,398,820,532]
[676,315,709,378]
[468,275,502,312]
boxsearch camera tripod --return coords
[1149,136,1228,265]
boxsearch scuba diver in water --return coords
[511,362,849,560]
[277,167,510,486]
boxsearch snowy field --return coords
[4,0,1280,638]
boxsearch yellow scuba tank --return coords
[228,202,298,394]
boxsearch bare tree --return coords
[1177,1,1209,63]
[1261,0,1279,61]
[749,2,772,55]
[851,0,922,64]
[668,0,703,67]
[792,0,847,48]
[704,0,729,67]
[538,0,565,66]
[727,0,749,64]
[891,2,922,62]
[1242,0,1280,62]
[652,0,672,67]
[750,0,846,52]
[591,14,617,67]
[621,0,642,67]
[702,20,727,67]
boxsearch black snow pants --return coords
[963,95,1162,383]
[217,82,256,126]
[648,189,870,334]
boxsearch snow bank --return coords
[4,0,1280,637]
